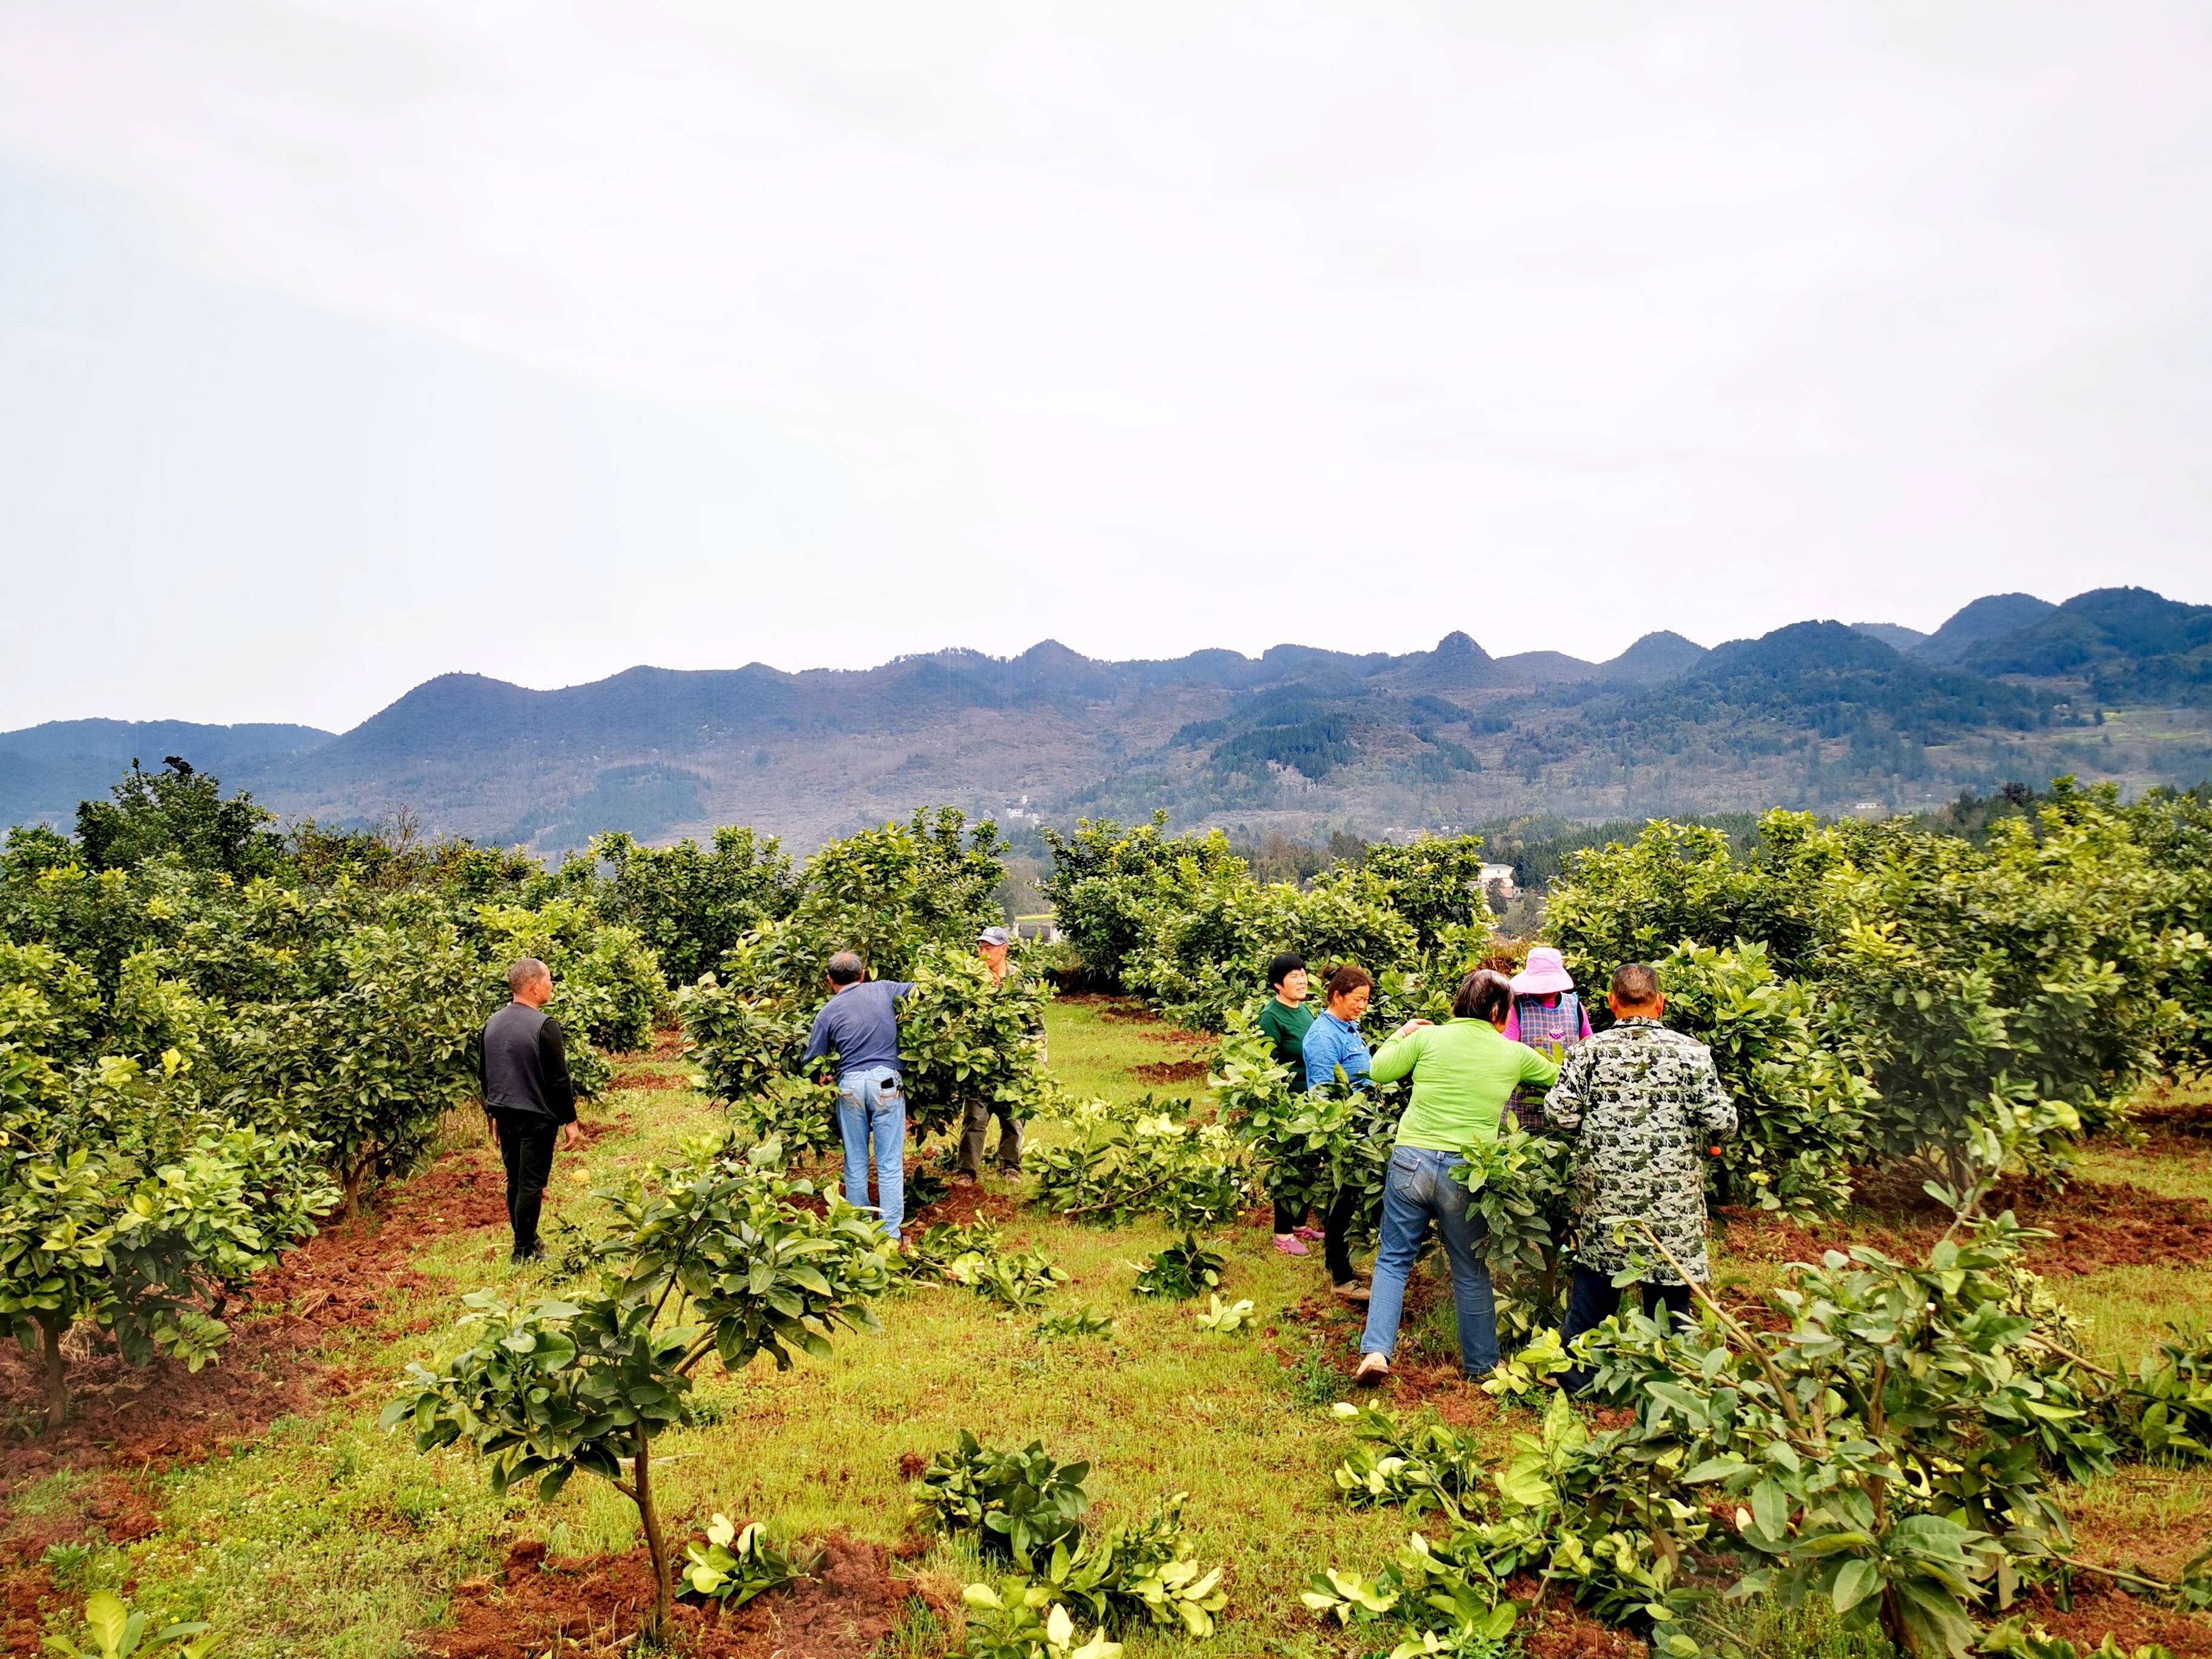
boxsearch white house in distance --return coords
[1478,862,1517,897]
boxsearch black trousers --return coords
[1272,1186,1359,1284]
[1559,1265,1692,1394]
[494,1113,560,1259]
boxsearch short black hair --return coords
[1452,968,1513,1024]
[1266,951,1307,988]
[826,951,866,986]
[1610,962,1661,1007]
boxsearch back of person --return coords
[808,977,913,1077]
[1546,1019,1729,1275]
[483,1000,565,1118]
[1505,946,1590,1131]
[1379,1018,1560,1151]
[1512,990,1584,1051]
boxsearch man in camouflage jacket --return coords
[1543,961,1736,1392]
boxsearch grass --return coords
[30,999,2212,1655]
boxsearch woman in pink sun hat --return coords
[1503,947,1592,1133]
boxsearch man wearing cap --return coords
[1502,947,1594,1133]
[959,925,1039,1179]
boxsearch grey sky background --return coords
[3,3,2210,734]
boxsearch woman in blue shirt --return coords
[1298,964,1378,1300]
[1302,964,1375,1092]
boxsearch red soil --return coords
[1720,1169,2212,1278]
[1130,1057,1210,1085]
[2011,1587,2212,1658]
[420,1535,908,1658]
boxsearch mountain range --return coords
[6,587,2210,852]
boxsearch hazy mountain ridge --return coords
[7,589,2210,851]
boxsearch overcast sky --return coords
[3,4,2210,734]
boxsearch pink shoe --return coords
[1273,1233,1311,1257]
[1294,1225,1326,1242]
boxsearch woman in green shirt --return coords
[1352,968,1562,1385]
[1256,953,1322,1258]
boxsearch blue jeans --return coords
[836,1065,907,1240]
[1359,1146,1499,1376]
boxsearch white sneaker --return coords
[1353,1352,1390,1387]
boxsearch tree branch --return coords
[1627,1219,1805,1430]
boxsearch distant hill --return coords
[7,592,2209,852]
[1960,586,2212,703]
[1851,622,1929,652]
[1914,592,2059,665]
[0,719,332,831]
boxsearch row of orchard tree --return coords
[0,762,668,1429]
[0,760,1049,1432]
[1045,782,2212,1210]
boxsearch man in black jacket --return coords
[481,957,584,1262]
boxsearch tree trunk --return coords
[634,1428,671,1641]
[341,1153,370,1219]
[1880,1583,1914,1653]
[39,1318,67,1433]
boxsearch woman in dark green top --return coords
[1258,953,1321,1257]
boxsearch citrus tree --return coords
[0,1051,334,1430]
[385,1138,891,1641]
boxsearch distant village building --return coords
[1478,862,1518,897]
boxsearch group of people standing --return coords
[480,930,1732,1394]
[477,929,1032,1261]
[1257,945,1735,1389]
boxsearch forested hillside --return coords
[5,589,2209,853]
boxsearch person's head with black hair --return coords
[1451,967,1515,1027]
[1267,951,1309,1004]
[826,951,866,988]
[1609,962,1663,1018]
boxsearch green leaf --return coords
[1751,1478,1787,1541]
[1684,1455,1749,1484]
[1832,1557,1880,1614]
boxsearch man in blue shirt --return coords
[803,951,917,1241]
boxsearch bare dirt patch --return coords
[612,1061,693,1090]
[1506,1580,1647,1659]
[1720,1167,2212,1278]
[2010,1587,2212,1658]
[420,1534,908,1658]
[0,1473,164,1653]
[1130,1058,1210,1085]
[2131,1084,2212,1153]
[907,1183,1019,1233]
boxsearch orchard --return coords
[3,766,2211,1659]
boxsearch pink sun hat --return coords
[1510,947,1575,997]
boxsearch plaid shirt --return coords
[1507,993,1589,1131]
